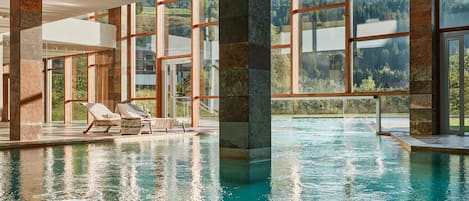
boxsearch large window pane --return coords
[200,98,219,127]
[135,0,156,33]
[72,56,88,100]
[135,35,157,98]
[72,103,87,122]
[353,36,409,92]
[52,68,64,122]
[164,0,191,56]
[200,26,219,97]
[448,39,460,132]
[300,0,343,8]
[200,0,218,23]
[352,0,409,38]
[440,0,469,29]
[272,0,290,45]
[381,95,409,132]
[272,48,291,94]
[72,56,88,122]
[299,7,345,93]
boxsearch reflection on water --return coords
[0,118,467,200]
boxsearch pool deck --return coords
[381,131,469,154]
[0,122,468,154]
[0,122,218,151]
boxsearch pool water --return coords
[0,118,468,200]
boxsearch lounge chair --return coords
[82,103,121,134]
[115,103,184,133]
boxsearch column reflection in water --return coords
[220,160,272,200]
[0,152,6,198]
[271,151,302,201]
[448,154,468,200]
[8,150,21,200]
[120,145,138,200]
[86,144,97,199]
[191,136,202,200]
[63,146,73,198]
[154,139,169,199]
[0,151,13,199]
[409,152,451,200]
[20,149,44,201]
[0,136,258,200]
[203,135,221,200]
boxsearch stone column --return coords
[109,7,123,110]
[219,0,271,162]
[409,0,436,136]
[191,0,201,128]
[87,54,96,124]
[10,0,43,141]
[64,57,72,124]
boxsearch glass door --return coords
[442,31,469,135]
[162,58,192,124]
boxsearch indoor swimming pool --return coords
[0,118,467,200]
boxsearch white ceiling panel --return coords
[0,0,138,33]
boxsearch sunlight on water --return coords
[0,118,468,200]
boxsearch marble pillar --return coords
[409,0,436,136]
[10,0,43,141]
[219,0,271,162]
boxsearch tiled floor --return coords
[1,121,467,154]
[0,122,217,150]
[390,132,469,154]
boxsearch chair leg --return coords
[149,123,153,133]
[104,126,112,133]
[182,123,186,132]
[83,121,95,134]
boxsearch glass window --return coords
[96,9,108,15]
[353,36,409,92]
[52,68,64,122]
[72,56,88,100]
[134,100,157,116]
[381,95,409,132]
[163,0,191,56]
[135,35,157,98]
[352,0,409,38]
[440,0,469,29]
[272,0,291,45]
[135,0,156,33]
[72,56,88,122]
[298,7,345,93]
[200,0,219,23]
[200,26,219,97]
[96,16,109,24]
[199,98,219,127]
[300,0,343,8]
[343,99,375,116]
[272,99,344,116]
[72,103,88,122]
[272,48,291,94]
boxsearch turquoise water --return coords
[0,118,468,200]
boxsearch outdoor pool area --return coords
[0,118,468,200]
